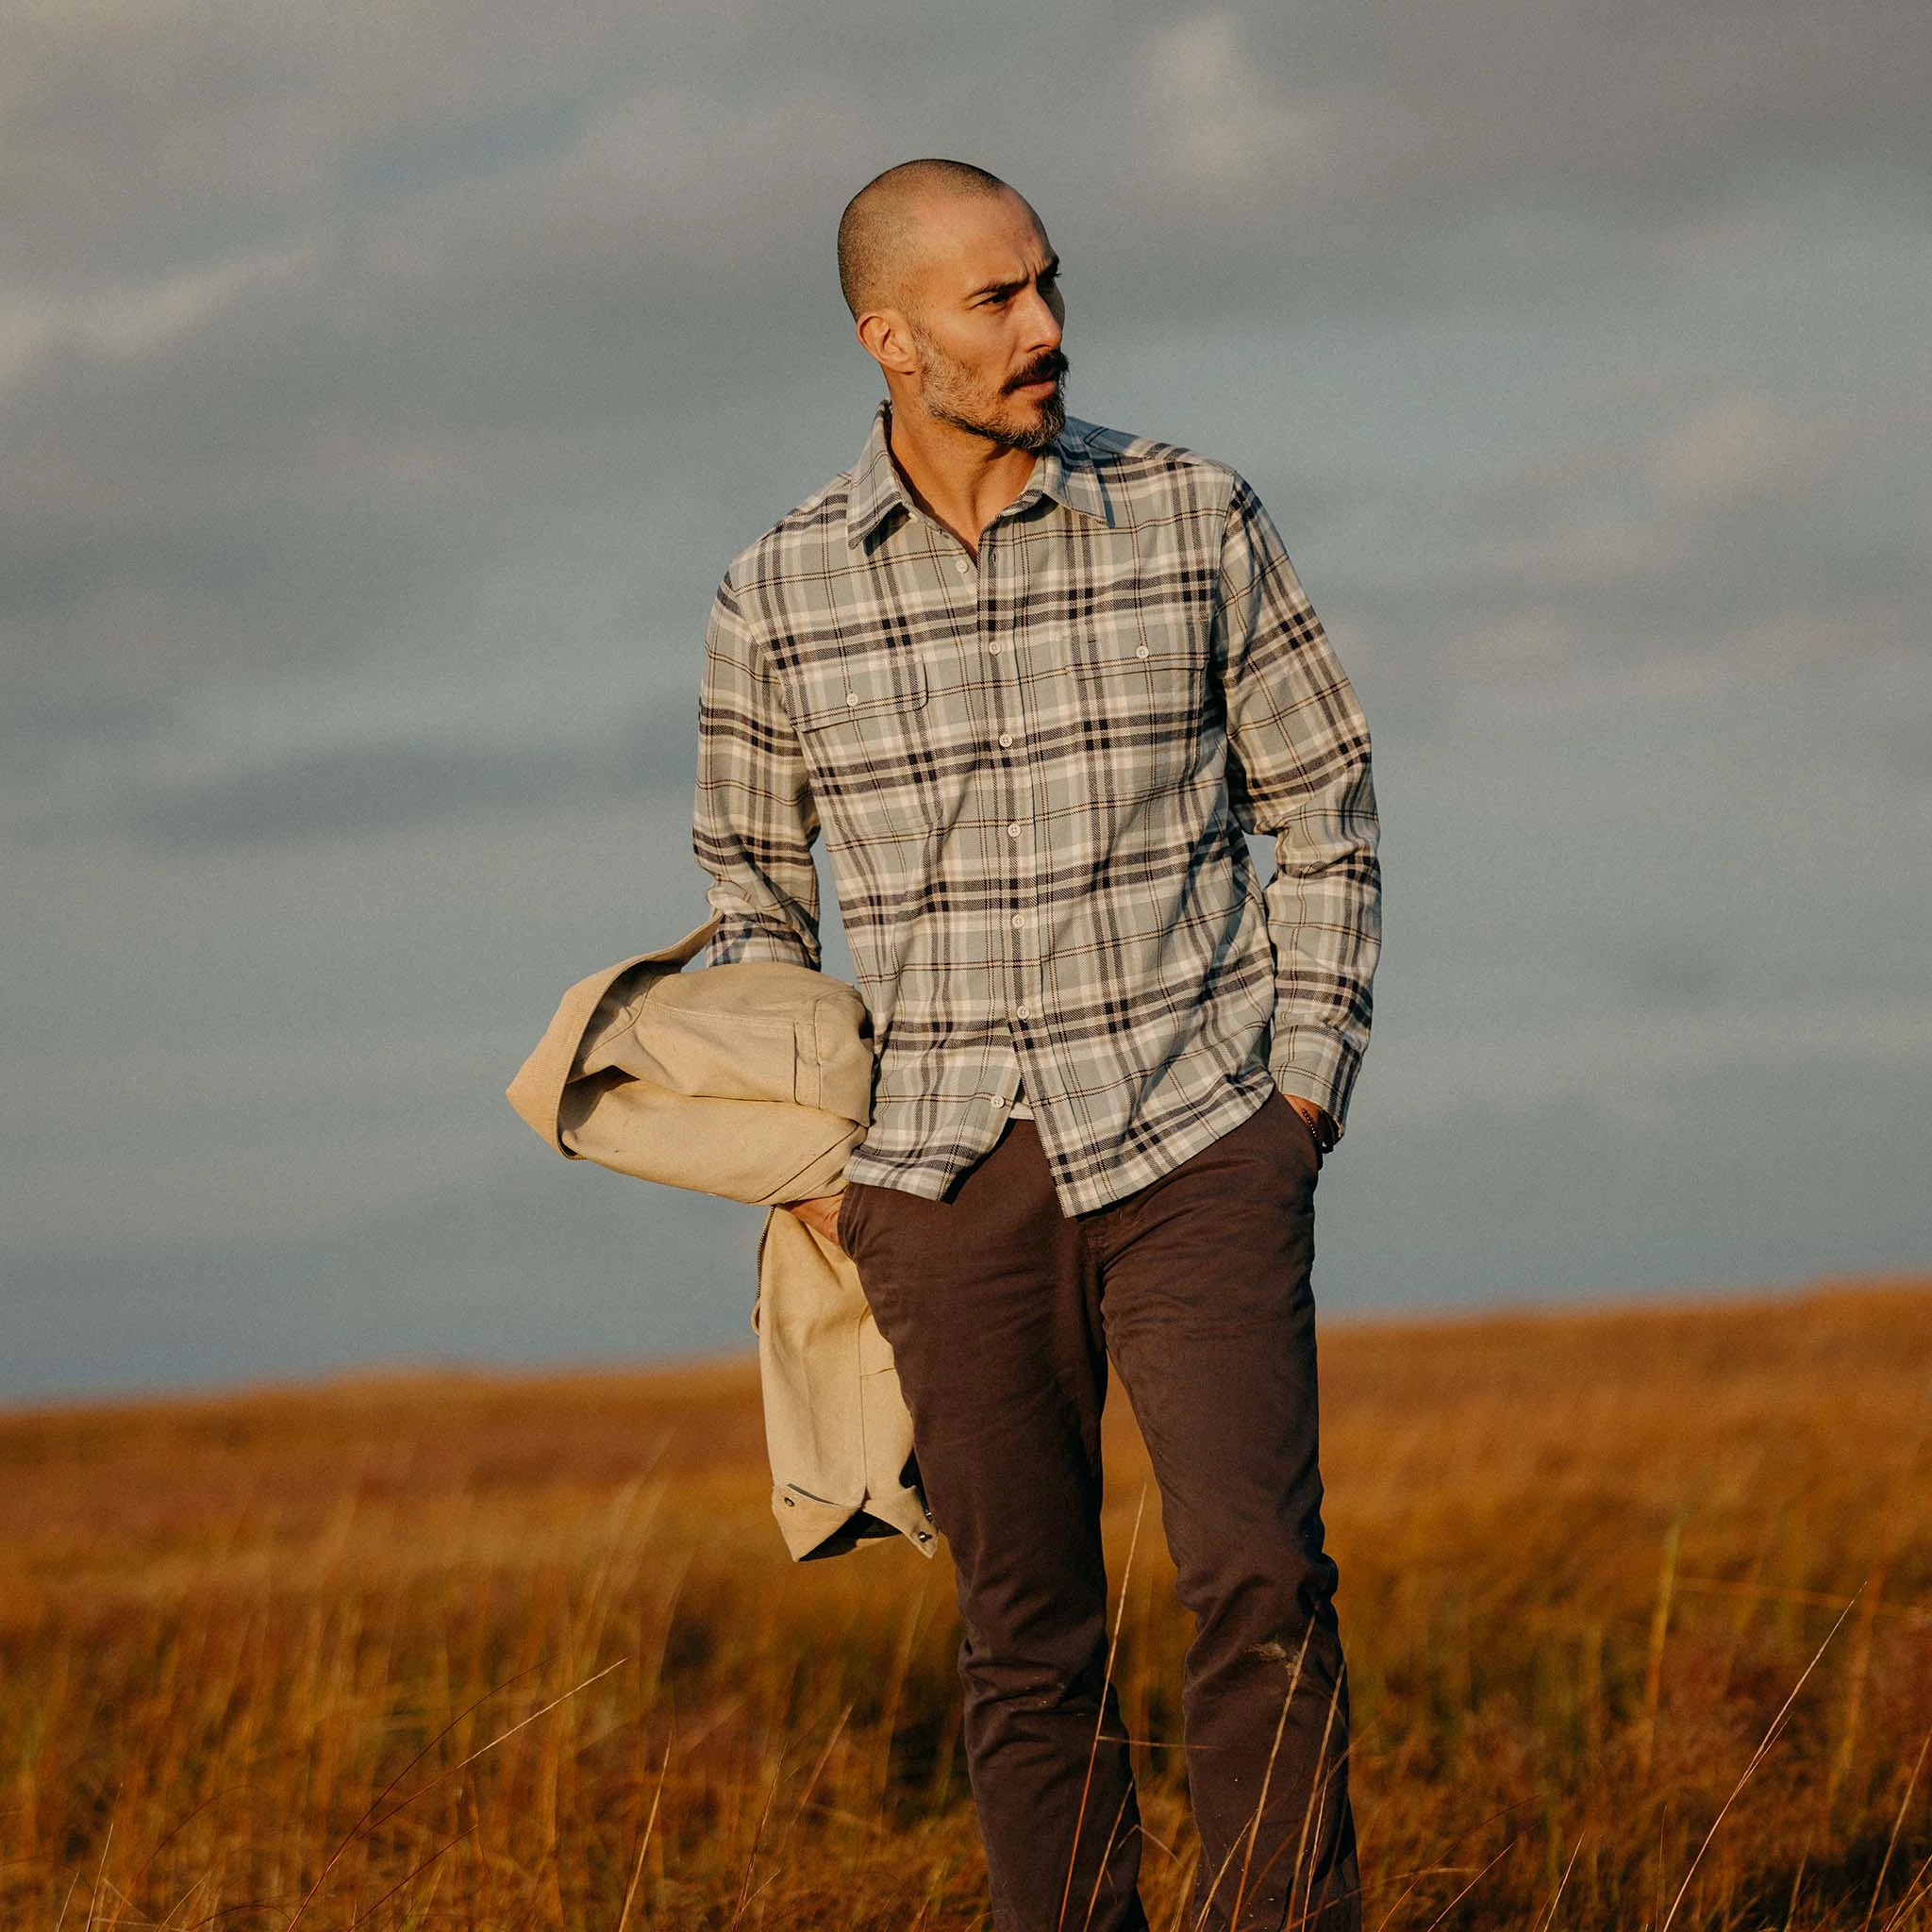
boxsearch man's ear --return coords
[857,308,919,379]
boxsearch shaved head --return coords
[837,158,1023,319]
[838,158,1067,458]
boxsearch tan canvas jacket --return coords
[506,918,935,1562]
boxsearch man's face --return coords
[896,191,1068,453]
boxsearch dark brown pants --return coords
[838,1093,1359,1932]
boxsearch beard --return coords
[909,323,1068,453]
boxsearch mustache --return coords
[1005,351,1069,392]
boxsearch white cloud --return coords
[0,242,316,398]
[1137,12,1327,194]
[1447,610,1588,675]
[1716,598,1917,673]
[1651,391,1806,509]
[1478,512,1687,591]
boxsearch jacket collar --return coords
[843,399,1109,549]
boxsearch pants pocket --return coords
[835,1182,864,1256]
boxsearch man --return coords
[692,158,1379,1932]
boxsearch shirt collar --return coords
[843,400,1110,549]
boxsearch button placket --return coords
[985,531,1043,1076]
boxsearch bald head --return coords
[837,158,1025,319]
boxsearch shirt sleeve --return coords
[691,572,824,970]
[1215,476,1382,1131]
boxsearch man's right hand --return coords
[786,1192,845,1249]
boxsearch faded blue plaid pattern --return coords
[693,404,1380,1215]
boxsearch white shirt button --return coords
[1010,913,1025,927]
[956,558,972,575]
[845,691,859,706]
[1136,644,1151,659]
[990,1094,1007,1108]
[998,732,1014,748]
[987,641,1003,654]
[1014,1004,1032,1019]
[1007,823,1022,839]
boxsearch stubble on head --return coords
[840,158,1070,456]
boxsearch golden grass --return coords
[3,1278,1929,1929]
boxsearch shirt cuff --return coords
[1268,1027,1363,1138]
[702,909,819,972]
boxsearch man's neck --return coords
[884,402,1041,558]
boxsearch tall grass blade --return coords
[1638,1513,1683,1782]
[1534,1832,1584,1932]
[1229,1622,1316,1926]
[1056,1484,1147,1932]
[1867,1734,1932,1932]
[615,1740,673,1932]
[1419,1838,1516,1932]
[287,1657,625,1928]
[343,1824,473,1930]
[1658,1590,1862,1932]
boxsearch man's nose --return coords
[1017,284,1062,351]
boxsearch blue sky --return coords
[3,0,1928,1399]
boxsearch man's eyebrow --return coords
[966,255,1062,300]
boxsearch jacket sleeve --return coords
[1215,476,1382,1131]
[691,573,823,970]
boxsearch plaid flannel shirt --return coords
[693,404,1380,1216]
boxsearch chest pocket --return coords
[1056,619,1209,801]
[786,647,939,842]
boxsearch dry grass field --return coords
[4,1278,1929,1930]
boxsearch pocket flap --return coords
[790,649,928,732]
